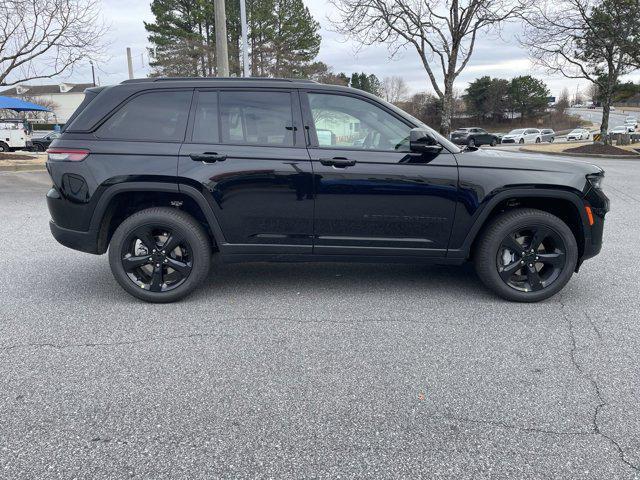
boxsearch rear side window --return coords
[220,91,294,146]
[97,90,192,142]
[192,92,219,143]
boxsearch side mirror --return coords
[410,128,443,154]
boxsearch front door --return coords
[178,89,314,254]
[301,91,459,257]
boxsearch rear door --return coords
[476,128,492,144]
[301,90,458,256]
[178,88,314,254]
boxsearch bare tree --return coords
[329,0,519,134]
[381,75,409,103]
[520,0,640,137]
[0,0,107,86]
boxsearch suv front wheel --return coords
[474,208,578,302]
[108,207,211,303]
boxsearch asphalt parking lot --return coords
[0,160,639,479]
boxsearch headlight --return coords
[587,173,604,190]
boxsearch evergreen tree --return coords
[269,0,321,77]
[349,72,382,95]
[146,0,321,79]
[508,76,550,118]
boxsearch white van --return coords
[0,119,33,152]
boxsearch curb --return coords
[0,163,46,172]
[519,147,640,159]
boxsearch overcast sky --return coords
[64,0,639,99]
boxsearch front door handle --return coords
[319,157,356,168]
[190,152,227,163]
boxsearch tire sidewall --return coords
[108,209,211,303]
[476,211,578,302]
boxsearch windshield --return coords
[508,129,526,134]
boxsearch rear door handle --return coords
[189,152,227,163]
[319,157,356,168]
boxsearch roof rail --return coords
[121,77,318,84]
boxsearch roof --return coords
[0,83,94,96]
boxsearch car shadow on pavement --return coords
[191,260,493,302]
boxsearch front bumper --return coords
[581,186,610,262]
[501,138,516,144]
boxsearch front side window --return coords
[97,90,192,142]
[219,91,294,146]
[308,93,411,151]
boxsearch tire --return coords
[535,137,541,143]
[519,138,524,144]
[468,138,476,147]
[490,139,497,147]
[550,137,554,143]
[108,207,211,303]
[0,142,8,152]
[33,144,45,152]
[474,208,578,302]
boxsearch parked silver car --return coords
[539,129,555,142]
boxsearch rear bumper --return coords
[49,220,100,254]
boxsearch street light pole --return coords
[239,0,250,77]
[90,60,96,86]
[214,0,229,77]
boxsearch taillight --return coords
[47,148,90,162]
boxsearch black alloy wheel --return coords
[120,226,193,293]
[108,207,211,302]
[474,208,578,302]
[496,226,566,293]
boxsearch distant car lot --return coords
[1,165,639,477]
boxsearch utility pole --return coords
[90,60,96,86]
[126,47,134,79]
[239,0,249,77]
[214,0,229,77]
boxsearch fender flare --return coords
[89,181,227,252]
[449,187,589,259]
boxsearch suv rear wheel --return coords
[474,208,578,302]
[108,207,211,303]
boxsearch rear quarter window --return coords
[97,90,192,142]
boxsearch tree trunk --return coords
[600,80,615,145]
[440,79,454,135]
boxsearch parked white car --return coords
[624,120,637,131]
[609,125,633,134]
[499,128,542,144]
[566,129,590,141]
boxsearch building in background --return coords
[0,83,93,123]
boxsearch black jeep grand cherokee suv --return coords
[46,78,609,303]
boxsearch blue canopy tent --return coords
[0,95,50,112]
